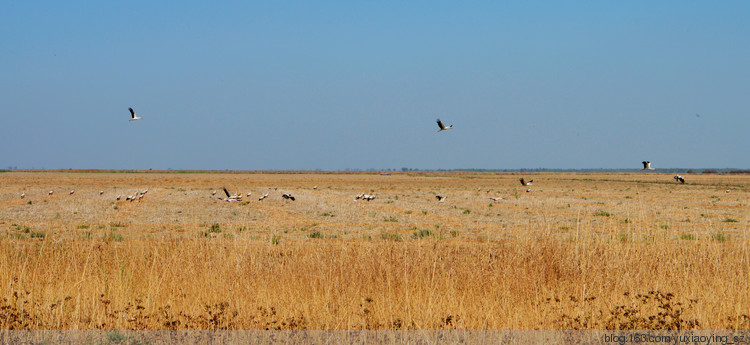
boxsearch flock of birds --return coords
[12,114,687,204]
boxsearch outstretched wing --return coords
[223,188,231,198]
[129,107,136,118]
[436,119,445,130]
[520,178,526,186]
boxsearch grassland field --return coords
[0,171,748,330]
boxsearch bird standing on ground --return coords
[129,107,142,121]
[489,197,503,202]
[436,119,453,132]
[20,192,25,199]
[259,193,269,201]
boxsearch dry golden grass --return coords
[0,171,748,330]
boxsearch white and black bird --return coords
[247,192,252,197]
[116,195,121,201]
[674,175,685,184]
[259,193,269,201]
[641,161,655,170]
[363,194,376,201]
[223,188,242,200]
[69,190,75,195]
[48,190,54,196]
[436,118,453,132]
[520,178,533,186]
[489,196,504,202]
[435,195,447,202]
[99,190,104,195]
[20,192,25,199]
[128,107,142,121]
[282,193,296,201]
[211,190,217,196]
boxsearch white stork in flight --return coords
[435,195,447,202]
[436,119,453,132]
[223,188,242,201]
[641,161,655,170]
[129,107,142,121]
[520,178,533,186]
[674,175,685,184]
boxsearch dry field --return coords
[0,171,748,330]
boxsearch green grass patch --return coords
[711,232,727,242]
[103,232,124,242]
[680,233,696,241]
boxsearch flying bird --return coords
[641,161,655,170]
[436,119,453,132]
[435,195,447,202]
[674,175,685,184]
[223,188,242,200]
[128,107,142,121]
[282,193,296,201]
[520,178,533,186]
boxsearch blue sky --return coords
[2,2,749,170]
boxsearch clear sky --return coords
[2,2,749,170]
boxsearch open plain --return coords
[0,171,748,330]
